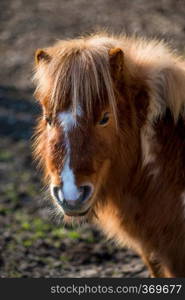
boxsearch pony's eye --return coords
[45,116,52,126]
[99,112,110,126]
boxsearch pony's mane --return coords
[34,36,120,123]
[34,33,185,123]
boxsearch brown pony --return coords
[33,33,185,277]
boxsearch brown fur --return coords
[33,33,185,277]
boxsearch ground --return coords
[1,0,185,278]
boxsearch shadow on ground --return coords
[0,86,39,140]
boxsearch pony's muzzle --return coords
[51,184,93,215]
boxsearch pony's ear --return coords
[108,48,124,77]
[35,49,51,65]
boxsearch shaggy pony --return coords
[33,33,185,277]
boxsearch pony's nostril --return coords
[78,185,92,203]
[52,186,63,205]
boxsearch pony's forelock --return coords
[34,33,185,128]
[37,41,118,125]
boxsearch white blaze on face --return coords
[61,156,80,201]
[58,111,80,201]
[59,111,76,133]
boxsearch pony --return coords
[33,32,185,277]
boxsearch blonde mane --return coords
[34,33,185,123]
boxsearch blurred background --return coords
[1,0,185,278]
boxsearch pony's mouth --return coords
[65,208,90,217]
[61,200,92,217]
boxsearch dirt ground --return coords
[1,0,185,278]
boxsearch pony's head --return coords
[33,36,147,219]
